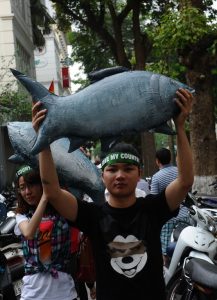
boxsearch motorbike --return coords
[164,191,217,299]
[172,256,217,300]
[0,189,24,299]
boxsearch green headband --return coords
[101,152,140,170]
[16,165,33,179]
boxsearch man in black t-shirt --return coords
[32,88,194,300]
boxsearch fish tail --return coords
[10,69,52,101]
[8,154,25,164]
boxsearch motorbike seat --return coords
[185,258,217,289]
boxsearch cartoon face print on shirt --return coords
[108,235,147,278]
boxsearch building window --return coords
[15,40,31,74]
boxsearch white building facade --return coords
[0,0,72,190]
[0,0,35,91]
[34,0,71,96]
[0,0,71,95]
[34,26,71,95]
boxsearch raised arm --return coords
[32,102,78,222]
[165,88,194,211]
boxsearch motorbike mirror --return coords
[0,202,7,223]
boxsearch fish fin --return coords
[8,154,25,164]
[150,123,176,135]
[100,137,121,159]
[68,137,88,153]
[10,69,56,101]
[88,66,129,84]
[31,132,50,155]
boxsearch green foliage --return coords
[0,55,32,124]
[146,59,187,80]
[154,133,170,149]
[153,7,211,56]
[146,6,217,80]
[91,141,101,158]
[209,39,217,56]
[30,0,55,48]
[0,90,32,124]
[67,30,114,74]
[52,0,153,73]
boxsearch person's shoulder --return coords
[136,191,167,208]
[15,213,27,220]
[166,164,177,170]
[160,164,177,173]
[135,188,147,197]
[152,169,162,180]
[167,165,178,175]
[168,164,177,169]
[77,198,104,212]
[139,192,164,199]
[172,166,178,171]
[78,198,96,206]
[152,169,161,177]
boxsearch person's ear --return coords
[102,171,105,184]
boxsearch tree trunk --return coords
[130,1,156,177]
[141,132,158,177]
[186,69,217,195]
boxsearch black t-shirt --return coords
[73,191,178,300]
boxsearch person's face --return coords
[18,176,42,206]
[102,163,140,198]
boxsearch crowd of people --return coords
[13,87,194,300]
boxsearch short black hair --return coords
[109,142,141,160]
[156,148,171,165]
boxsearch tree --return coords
[51,0,217,189]
[50,0,160,176]
[67,30,114,74]
[0,90,32,124]
[151,0,217,194]
[30,0,55,48]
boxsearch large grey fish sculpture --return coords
[7,122,105,203]
[10,68,194,155]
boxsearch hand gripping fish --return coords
[10,68,194,155]
[7,122,105,203]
